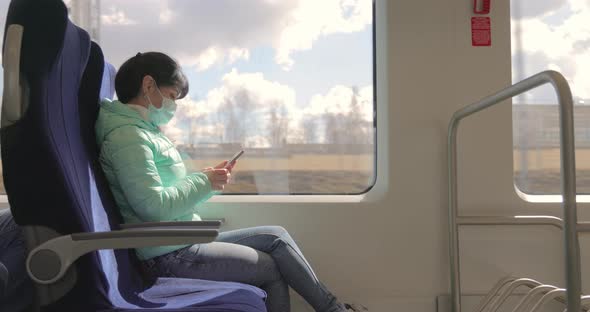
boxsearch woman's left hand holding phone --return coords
[202,161,233,191]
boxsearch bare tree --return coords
[345,86,369,144]
[268,104,289,147]
[216,89,256,144]
[323,86,369,145]
[302,118,318,144]
[324,113,346,144]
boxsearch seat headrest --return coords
[100,62,116,100]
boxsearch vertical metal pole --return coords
[448,120,461,312]
[552,73,581,312]
[447,71,580,312]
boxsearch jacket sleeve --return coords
[104,126,213,222]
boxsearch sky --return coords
[0,0,375,147]
[511,0,590,104]
[2,1,589,143]
[94,0,375,146]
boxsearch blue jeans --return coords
[141,226,346,312]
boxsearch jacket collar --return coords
[100,99,159,131]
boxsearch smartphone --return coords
[225,150,244,168]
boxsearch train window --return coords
[0,0,375,196]
[511,0,590,196]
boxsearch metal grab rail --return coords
[528,289,567,312]
[474,277,519,312]
[458,216,590,232]
[458,216,564,229]
[448,71,580,312]
[487,279,543,312]
[512,285,561,312]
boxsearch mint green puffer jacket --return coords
[95,99,214,260]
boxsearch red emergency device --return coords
[471,17,491,46]
[473,0,491,14]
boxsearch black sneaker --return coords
[344,303,369,311]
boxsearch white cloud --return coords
[572,54,590,99]
[511,0,567,19]
[214,69,297,111]
[228,48,250,64]
[569,0,590,11]
[160,70,374,147]
[99,0,294,69]
[512,19,571,59]
[160,118,184,144]
[159,4,174,25]
[159,10,173,24]
[303,85,373,121]
[162,69,299,147]
[176,96,210,119]
[97,0,370,70]
[512,0,590,99]
[275,0,372,70]
[299,85,373,143]
[178,47,221,71]
[177,47,250,72]
[101,7,137,25]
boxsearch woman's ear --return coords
[141,75,154,95]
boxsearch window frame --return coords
[510,0,590,203]
[219,1,377,196]
[0,0,388,205]
[205,0,388,203]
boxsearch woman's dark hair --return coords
[115,52,189,103]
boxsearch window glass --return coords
[0,0,376,195]
[511,0,590,195]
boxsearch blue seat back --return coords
[2,2,267,311]
[1,0,151,310]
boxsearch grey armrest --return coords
[120,220,223,230]
[27,228,218,285]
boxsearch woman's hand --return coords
[202,161,233,191]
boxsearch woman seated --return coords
[95,51,367,312]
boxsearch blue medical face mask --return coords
[144,82,177,126]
